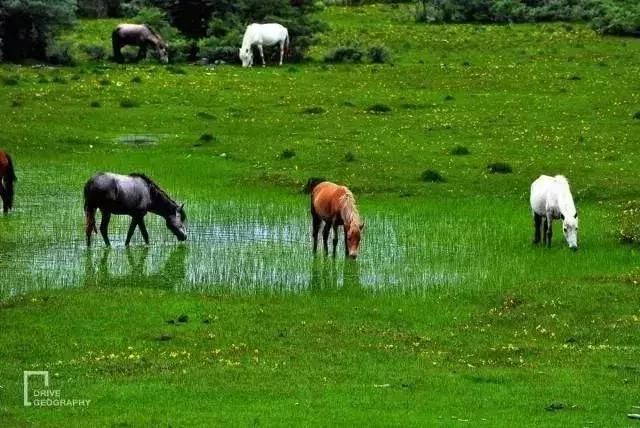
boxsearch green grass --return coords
[1,4,640,426]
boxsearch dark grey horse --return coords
[84,173,186,247]
[112,24,168,64]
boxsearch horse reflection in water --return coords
[310,258,362,293]
[84,246,188,289]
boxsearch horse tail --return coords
[303,177,325,194]
[112,28,123,63]
[83,181,97,234]
[4,153,16,210]
[285,30,290,58]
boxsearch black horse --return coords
[112,23,168,64]
[84,172,186,247]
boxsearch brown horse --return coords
[308,179,364,259]
[112,24,168,64]
[0,150,16,214]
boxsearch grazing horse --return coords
[308,179,364,259]
[530,175,578,250]
[84,172,186,247]
[0,150,16,213]
[112,24,168,64]
[239,23,289,67]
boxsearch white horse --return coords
[530,175,579,250]
[239,23,289,68]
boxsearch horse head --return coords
[239,47,253,67]
[560,212,578,250]
[346,221,364,259]
[166,203,187,241]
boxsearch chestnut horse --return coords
[307,179,364,259]
[0,150,17,213]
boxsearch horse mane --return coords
[144,25,166,45]
[339,192,361,228]
[129,173,177,208]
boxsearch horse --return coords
[239,23,289,67]
[308,179,364,259]
[112,24,168,64]
[530,175,578,250]
[84,172,186,247]
[0,150,16,214]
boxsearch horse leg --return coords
[99,210,111,247]
[258,44,266,67]
[533,213,542,244]
[137,44,147,62]
[112,31,124,63]
[344,225,349,257]
[138,217,150,245]
[545,216,553,248]
[322,222,331,256]
[279,41,284,66]
[0,182,6,214]
[125,217,138,246]
[332,224,339,258]
[85,206,97,247]
[312,212,321,254]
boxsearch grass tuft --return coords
[366,103,391,113]
[197,112,216,120]
[199,133,215,143]
[420,169,446,183]
[90,100,101,108]
[302,106,326,115]
[450,145,470,156]
[487,162,513,174]
[120,99,140,108]
[344,152,357,162]
[279,149,296,159]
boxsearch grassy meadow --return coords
[1,4,640,426]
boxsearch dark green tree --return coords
[0,0,76,61]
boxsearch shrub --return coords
[421,169,446,183]
[324,45,365,63]
[450,145,470,156]
[368,45,391,64]
[366,103,392,113]
[80,44,106,61]
[46,42,75,66]
[487,162,512,174]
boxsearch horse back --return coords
[312,182,350,220]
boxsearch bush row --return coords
[415,0,640,37]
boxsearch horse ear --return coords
[560,214,565,220]
[574,211,578,218]
[360,222,365,231]
[179,203,184,211]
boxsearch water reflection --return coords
[310,257,362,294]
[83,245,188,290]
